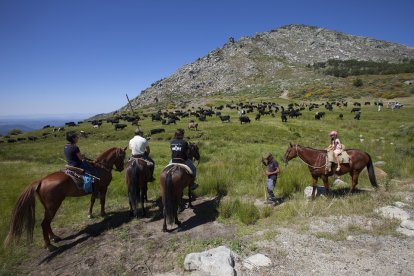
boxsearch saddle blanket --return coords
[164,163,193,175]
[327,150,350,164]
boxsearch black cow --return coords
[150,128,165,135]
[354,111,361,120]
[114,123,127,130]
[351,107,361,113]
[219,115,230,123]
[281,111,288,122]
[28,136,38,141]
[65,122,77,127]
[239,116,251,124]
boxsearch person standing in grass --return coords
[262,152,280,204]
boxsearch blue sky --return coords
[0,0,413,117]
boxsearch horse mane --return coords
[95,147,117,161]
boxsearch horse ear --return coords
[289,142,293,147]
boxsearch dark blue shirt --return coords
[64,143,82,167]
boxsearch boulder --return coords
[243,253,272,270]
[375,206,410,221]
[184,246,235,276]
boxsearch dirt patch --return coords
[16,189,414,275]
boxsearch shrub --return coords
[353,78,363,87]
[8,129,22,136]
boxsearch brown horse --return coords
[283,143,378,198]
[160,143,200,232]
[125,158,150,218]
[3,147,127,251]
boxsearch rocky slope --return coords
[122,24,414,111]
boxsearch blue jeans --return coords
[266,178,277,200]
[185,159,197,178]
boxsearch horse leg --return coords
[140,187,146,217]
[88,196,96,218]
[350,171,360,193]
[99,194,107,217]
[321,175,331,196]
[42,206,61,251]
[188,184,193,208]
[175,204,181,226]
[311,176,318,199]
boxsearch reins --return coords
[295,145,327,169]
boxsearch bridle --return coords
[95,148,125,173]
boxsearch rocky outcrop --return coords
[121,24,414,111]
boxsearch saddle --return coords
[327,150,350,164]
[128,157,153,182]
[164,163,193,175]
[63,165,99,194]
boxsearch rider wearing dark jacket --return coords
[170,128,198,190]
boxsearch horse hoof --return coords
[88,214,94,219]
[175,220,181,226]
[162,227,167,232]
[100,212,107,217]
[51,236,62,243]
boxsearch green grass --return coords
[1,94,414,273]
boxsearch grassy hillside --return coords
[1,95,413,273]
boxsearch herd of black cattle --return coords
[0,100,395,144]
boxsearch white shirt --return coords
[129,135,148,155]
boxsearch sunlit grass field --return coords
[1,95,413,273]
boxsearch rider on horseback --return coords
[129,128,155,181]
[64,131,98,196]
[170,128,198,190]
[326,130,343,172]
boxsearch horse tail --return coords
[3,181,39,248]
[164,171,175,226]
[127,161,138,207]
[366,153,378,188]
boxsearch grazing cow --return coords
[65,122,77,127]
[28,136,38,141]
[17,138,26,141]
[162,118,176,125]
[354,111,361,120]
[239,116,251,124]
[281,111,288,122]
[150,128,165,135]
[198,114,206,122]
[7,139,17,143]
[219,115,230,123]
[351,107,361,113]
[255,114,261,121]
[339,113,344,120]
[188,121,198,131]
[114,123,127,130]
